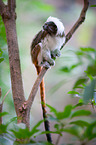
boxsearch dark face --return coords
[43,21,57,35]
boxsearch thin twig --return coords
[60,0,89,50]
[2,89,11,104]
[55,134,61,145]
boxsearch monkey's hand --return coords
[41,48,55,68]
[51,49,61,58]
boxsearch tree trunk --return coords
[2,9,30,127]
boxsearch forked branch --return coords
[27,0,89,106]
[61,0,89,49]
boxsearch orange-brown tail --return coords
[36,65,52,143]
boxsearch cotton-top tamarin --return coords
[31,16,65,143]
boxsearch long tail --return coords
[36,65,52,143]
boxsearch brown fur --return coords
[31,30,48,50]
[31,44,41,66]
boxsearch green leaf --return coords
[0,18,7,47]
[0,124,8,134]
[0,58,4,63]
[56,112,65,120]
[83,79,96,103]
[80,47,96,52]
[0,48,4,63]
[73,102,83,109]
[70,63,81,70]
[85,121,96,140]
[62,126,80,138]
[56,105,72,120]
[73,78,88,89]
[63,105,72,118]
[86,65,96,76]
[60,66,70,73]
[70,120,89,128]
[46,104,57,116]
[90,5,96,7]
[71,110,91,118]
[48,115,58,121]
[54,124,59,130]
[0,112,9,117]
[78,99,83,104]
[40,130,59,135]
[0,48,3,57]
[11,121,43,139]
[31,120,43,135]
[11,128,32,139]
[68,91,79,95]
[9,117,17,123]
[84,70,94,80]
[75,51,84,56]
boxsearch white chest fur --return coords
[42,35,65,51]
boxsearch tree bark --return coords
[0,1,30,127]
[3,16,25,115]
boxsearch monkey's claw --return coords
[48,59,55,66]
[51,49,61,58]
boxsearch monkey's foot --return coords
[40,61,51,68]
[41,59,55,68]
[47,58,55,66]
[51,49,61,58]
[43,62,51,68]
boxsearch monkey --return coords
[31,16,65,143]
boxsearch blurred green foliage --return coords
[66,47,96,105]
[0,16,6,63]
[0,103,96,144]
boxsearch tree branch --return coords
[27,0,89,108]
[60,0,89,50]
[8,0,16,12]
[2,89,11,105]
[0,0,5,15]
[27,67,48,107]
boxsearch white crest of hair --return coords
[46,16,65,35]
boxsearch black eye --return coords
[43,23,48,30]
[43,21,57,35]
